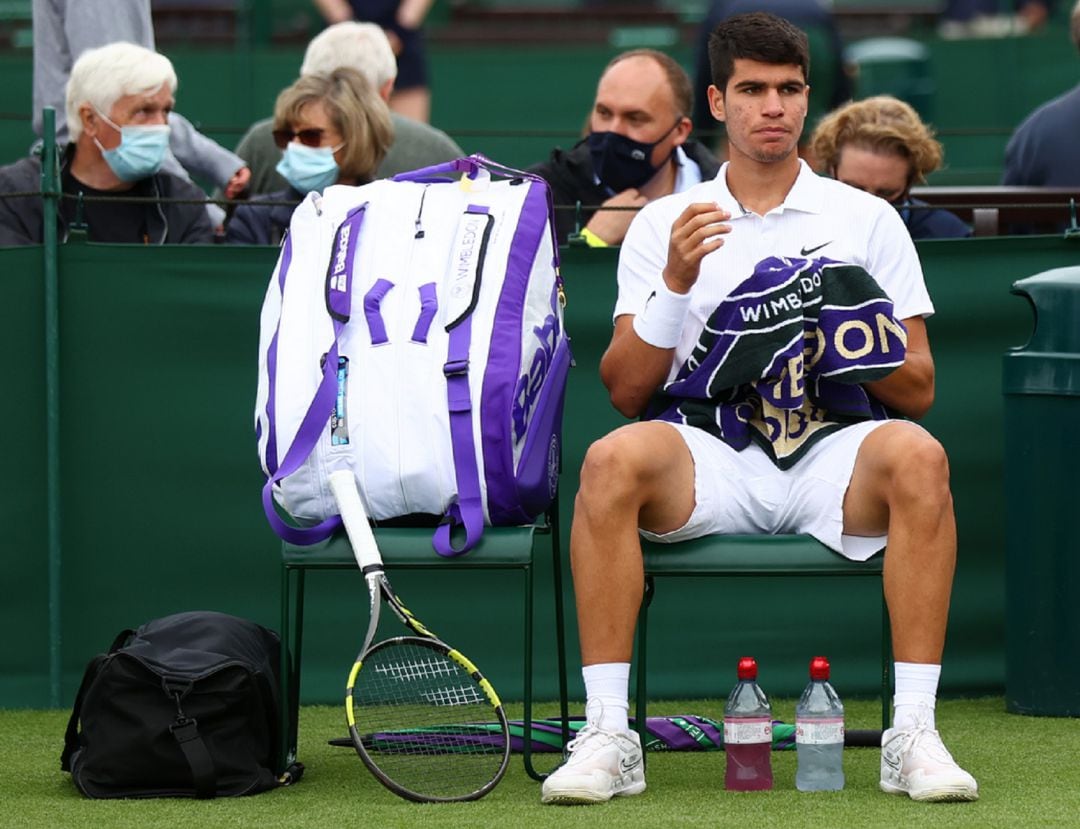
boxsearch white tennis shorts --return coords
[640,420,898,561]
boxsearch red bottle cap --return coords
[810,655,830,681]
[737,656,758,680]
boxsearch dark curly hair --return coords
[707,12,810,95]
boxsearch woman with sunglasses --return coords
[226,67,393,245]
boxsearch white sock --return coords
[893,662,941,730]
[583,662,630,734]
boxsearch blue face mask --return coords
[93,109,171,182]
[276,143,342,194]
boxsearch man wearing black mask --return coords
[530,49,721,247]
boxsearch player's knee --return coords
[889,429,951,504]
[578,431,648,503]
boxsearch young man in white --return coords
[541,11,978,806]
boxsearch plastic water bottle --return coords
[723,656,773,791]
[795,656,845,791]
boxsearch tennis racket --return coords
[328,469,511,802]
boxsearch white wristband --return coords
[632,283,692,349]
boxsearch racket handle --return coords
[328,470,384,572]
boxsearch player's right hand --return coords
[663,202,731,293]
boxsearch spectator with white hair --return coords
[31,0,251,219]
[233,20,461,196]
[0,41,213,245]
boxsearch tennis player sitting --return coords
[541,12,978,806]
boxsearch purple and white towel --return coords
[646,256,908,468]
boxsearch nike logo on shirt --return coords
[800,241,832,256]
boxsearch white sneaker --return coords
[880,716,978,802]
[541,726,646,805]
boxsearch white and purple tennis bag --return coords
[255,155,570,556]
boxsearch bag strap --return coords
[166,682,216,799]
[61,628,134,771]
[261,203,368,545]
[432,202,499,557]
[170,720,216,798]
[435,307,485,556]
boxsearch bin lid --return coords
[1009,266,1080,354]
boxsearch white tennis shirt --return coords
[614,160,935,382]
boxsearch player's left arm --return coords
[863,315,934,419]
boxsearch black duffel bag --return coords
[61,610,303,798]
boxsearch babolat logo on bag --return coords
[256,155,571,556]
[513,306,561,444]
[329,221,352,291]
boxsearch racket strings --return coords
[353,639,507,799]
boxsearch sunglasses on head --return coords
[272,127,326,149]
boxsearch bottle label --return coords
[723,717,772,745]
[795,718,845,745]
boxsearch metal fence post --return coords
[40,108,62,707]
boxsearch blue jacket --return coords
[1003,83,1080,187]
[901,198,972,241]
[224,187,303,246]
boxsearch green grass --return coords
[3,697,1078,828]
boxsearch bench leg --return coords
[279,564,291,771]
[551,501,570,760]
[881,588,892,733]
[278,564,304,770]
[633,576,656,760]
[525,503,570,780]
[522,562,539,779]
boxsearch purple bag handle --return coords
[391,155,485,183]
[393,154,563,287]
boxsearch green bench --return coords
[279,519,569,781]
[634,534,891,747]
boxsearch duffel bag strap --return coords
[261,203,368,545]
[167,684,216,799]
